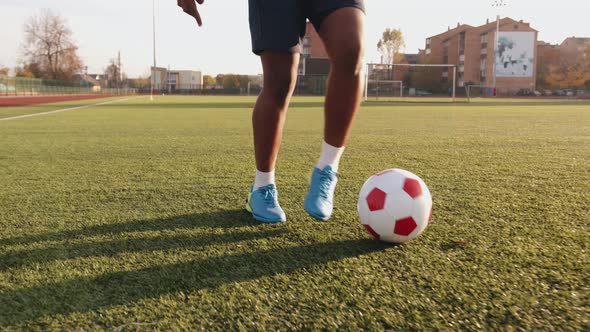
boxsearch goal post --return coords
[365,80,403,100]
[364,63,458,102]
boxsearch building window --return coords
[426,38,431,46]
[426,48,431,55]
[302,46,311,57]
[480,33,488,44]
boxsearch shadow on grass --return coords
[0,228,284,271]
[0,211,387,326]
[0,210,255,248]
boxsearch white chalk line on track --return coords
[0,96,145,122]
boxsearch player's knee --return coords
[264,74,296,108]
[331,41,364,76]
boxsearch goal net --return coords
[466,85,496,101]
[364,63,461,102]
[366,80,403,100]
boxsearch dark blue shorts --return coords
[248,0,365,55]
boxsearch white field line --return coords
[0,96,145,122]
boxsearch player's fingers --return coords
[194,9,202,26]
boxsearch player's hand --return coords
[177,0,204,26]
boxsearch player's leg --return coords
[246,0,303,223]
[304,4,365,221]
[318,7,365,149]
[253,52,300,174]
[246,52,299,223]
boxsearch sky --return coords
[0,0,588,77]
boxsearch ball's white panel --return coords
[368,209,395,236]
[359,176,378,198]
[412,194,432,223]
[373,170,405,194]
[384,191,414,220]
[357,194,371,225]
[380,233,409,244]
[416,176,432,199]
[393,168,419,180]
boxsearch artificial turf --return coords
[0,96,588,330]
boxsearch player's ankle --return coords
[316,141,345,172]
[253,169,275,191]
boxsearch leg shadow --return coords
[0,238,386,326]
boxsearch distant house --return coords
[150,67,203,92]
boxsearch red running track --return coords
[0,94,128,107]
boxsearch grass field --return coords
[0,96,588,330]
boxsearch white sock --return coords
[253,169,275,191]
[316,141,345,172]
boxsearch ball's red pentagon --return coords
[394,217,417,236]
[366,188,387,211]
[403,178,422,199]
[363,224,380,239]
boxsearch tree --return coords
[0,65,9,76]
[203,75,215,87]
[545,63,590,89]
[104,58,122,88]
[21,9,83,80]
[215,74,225,86]
[128,77,150,89]
[15,62,43,78]
[377,28,405,65]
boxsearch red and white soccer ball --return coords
[358,169,432,244]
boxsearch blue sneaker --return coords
[304,166,338,221]
[245,184,286,224]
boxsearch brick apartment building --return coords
[295,23,331,94]
[557,37,590,66]
[298,22,330,77]
[425,17,538,94]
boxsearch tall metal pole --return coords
[492,0,507,97]
[151,0,157,101]
[453,66,457,103]
[493,15,500,96]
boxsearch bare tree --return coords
[21,9,83,80]
[0,65,9,77]
[104,58,120,88]
[377,28,406,65]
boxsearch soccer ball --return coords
[358,169,432,244]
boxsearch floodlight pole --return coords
[364,63,369,101]
[453,66,457,103]
[492,0,507,97]
[151,0,157,101]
